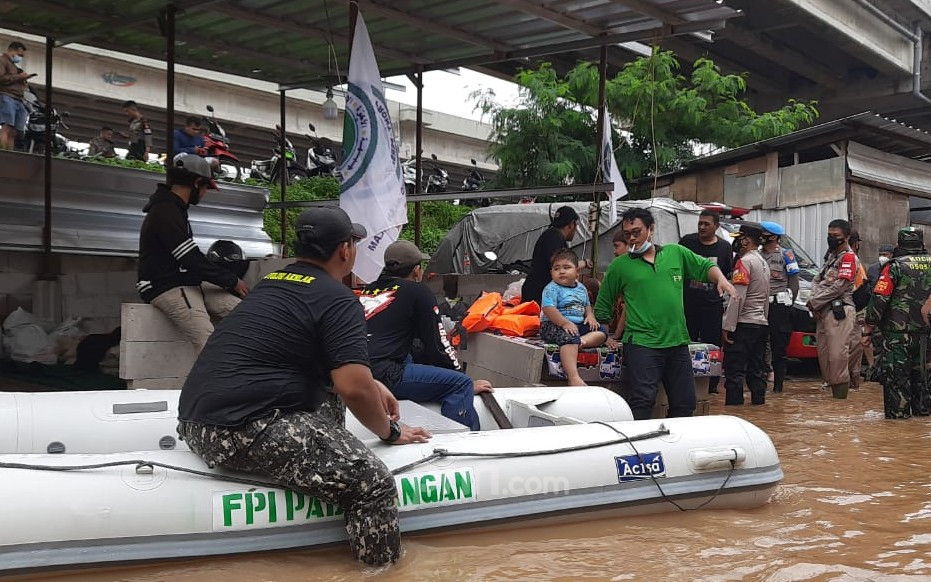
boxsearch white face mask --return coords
[629,239,653,256]
[878,256,890,265]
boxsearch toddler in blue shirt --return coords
[540,249,608,386]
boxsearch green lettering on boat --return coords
[222,493,243,527]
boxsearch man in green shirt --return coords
[595,208,735,420]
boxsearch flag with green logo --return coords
[339,12,408,282]
[602,111,628,224]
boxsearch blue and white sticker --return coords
[615,452,667,482]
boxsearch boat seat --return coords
[346,400,469,438]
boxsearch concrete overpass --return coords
[8,34,496,185]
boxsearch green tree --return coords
[475,49,819,188]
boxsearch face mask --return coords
[629,240,652,256]
[878,256,890,265]
[11,55,22,66]
[732,238,743,254]
[827,237,844,251]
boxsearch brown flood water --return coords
[14,378,931,582]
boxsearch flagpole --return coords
[591,45,608,279]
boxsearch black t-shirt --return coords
[679,233,733,309]
[361,276,460,389]
[522,227,568,304]
[178,262,369,426]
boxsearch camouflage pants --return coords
[876,332,931,419]
[178,394,400,565]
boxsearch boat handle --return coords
[690,447,747,470]
[113,401,169,414]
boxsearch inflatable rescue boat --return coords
[0,388,782,573]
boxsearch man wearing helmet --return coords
[863,227,931,419]
[136,154,249,354]
[759,221,800,394]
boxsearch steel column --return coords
[590,45,608,277]
[279,89,287,257]
[42,36,54,275]
[165,4,176,163]
[414,67,423,248]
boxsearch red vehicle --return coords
[202,105,242,182]
[702,203,819,361]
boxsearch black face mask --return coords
[189,182,203,205]
[732,237,743,254]
[827,236,844,251]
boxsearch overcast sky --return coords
[383,69,520,120]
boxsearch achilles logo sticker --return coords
[616,452,666,482]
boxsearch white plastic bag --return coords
[2,307,59,365]
[503,278,525,304]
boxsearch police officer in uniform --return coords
[759,221,799,393]
[178,207,431,566]
[122,100,152,161]
[722,223,771,406]
[808,219,861,399]
[863,227,931,419]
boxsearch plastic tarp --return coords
[428,198,709,275]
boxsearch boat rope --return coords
[388,426,671,475]
[593,422,737,512]
[0,424,736,511]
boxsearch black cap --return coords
[295,207,367,247]
[552,206,579,228]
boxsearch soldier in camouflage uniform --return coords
[177,207,431,566]
[862,227,931,419]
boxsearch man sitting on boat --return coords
[177,207,431,567]
[360,240,493,430]
[135,153,249,354]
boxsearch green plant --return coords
[263,177,340,256]
[475,49,819,190]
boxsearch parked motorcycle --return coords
[202,105,242,182]
[425,153,449,193]
[250,126,310,185]
[482,251,531,275]
[18,88,70,156]
[462,158,485,191]
[304,123,338,178]
[401,157,419,194]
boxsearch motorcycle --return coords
[249,126,310,185]
[401,157,419,194]
[461,158,485,191]
[425,153,448,193]
[304,123,338,179]
[482,251,531,276]
[18,88,70,156]
[462,158,490,207]
[202,105,243,182]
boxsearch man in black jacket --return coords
[361,240,492,430]
[137,154,249,353]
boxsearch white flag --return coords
[340,12,408,283]
[602,111,628,224]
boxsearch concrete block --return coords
[459,332,544,384]
[244,257,293,288]
[128,377,187,390]
[121,303,187,342]
[120,340,196,379]
[463,363,536,388]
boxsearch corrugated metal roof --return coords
[4,0,740,87]
[685,112,931,168]
[0,150,273,258]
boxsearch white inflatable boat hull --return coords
[0,387,634,455]
[0,415,781,573]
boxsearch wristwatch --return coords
[381,420,402,444]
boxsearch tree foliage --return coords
[475,49,819,187]
[262,177,470,256]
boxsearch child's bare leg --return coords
[580,330,608,349]
[560,343,586,386]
